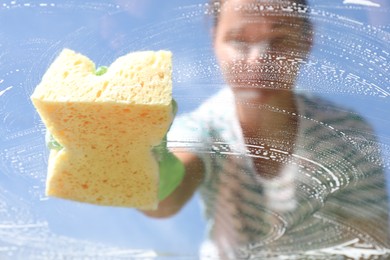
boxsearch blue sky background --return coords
[0,0,389,257]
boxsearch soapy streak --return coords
[0,223,47,229]
[343,0,380,7]
[0,86,13,97]
[292,154,340,192]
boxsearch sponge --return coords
[31,49,173,209]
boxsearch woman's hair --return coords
[208,0,310,27]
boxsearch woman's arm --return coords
[141,152,205,218]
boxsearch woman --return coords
[144,0,389,258]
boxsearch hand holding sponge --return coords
[31,49,184,209]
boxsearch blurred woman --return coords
[144,0,389,258]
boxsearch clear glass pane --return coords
[0,0,389,259]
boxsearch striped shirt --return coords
[168,87,389,258]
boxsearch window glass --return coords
[0,0,389,258]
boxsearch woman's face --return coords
[213,0,312,96]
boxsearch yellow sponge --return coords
[31,49,173,209]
